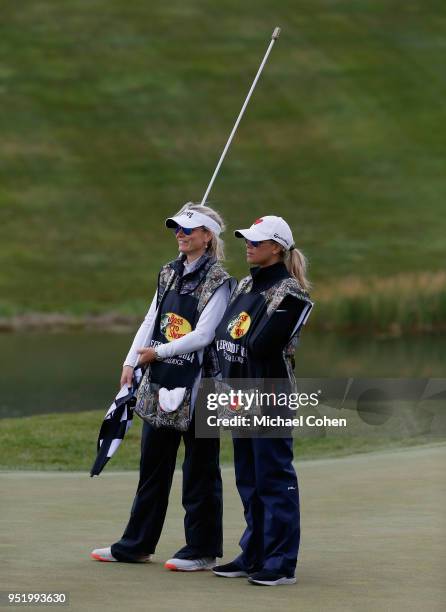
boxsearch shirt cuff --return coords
[155,344,168,359]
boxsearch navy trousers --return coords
[232,436,300,576]
[111,418,223,561]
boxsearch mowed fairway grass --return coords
[2,445,445,611]
[0,1,445,332]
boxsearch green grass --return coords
[315,271,446,333]
[0,409,443,471]
[0,1,445,329]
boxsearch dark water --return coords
[0,331,444,418]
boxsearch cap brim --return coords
[234,228,267,241]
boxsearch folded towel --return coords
[159,387,187,413]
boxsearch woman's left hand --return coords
[137,347,158,364]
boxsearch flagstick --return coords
[199,27,281,206]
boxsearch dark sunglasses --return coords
[173,225,207,236]
[244,238,267,248]
[173,225,199,236]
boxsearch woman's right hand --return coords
[120,365,134,389]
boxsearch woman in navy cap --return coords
[212,215,313,586]
[91,203,234,572]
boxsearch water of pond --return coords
[0,330,444,418]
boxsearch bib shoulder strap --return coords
[156,263,177,307]
[262,277,312,317]
[229,275,253,305]
[196,263,234,315]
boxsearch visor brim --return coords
[165,216,202,230]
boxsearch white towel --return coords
[159,387,186,413]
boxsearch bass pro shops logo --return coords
[227,311,251,339]
[160,312,192,341]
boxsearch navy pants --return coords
[232,436,300,576]
[111,418,223,562]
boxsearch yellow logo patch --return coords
[160,312,192,341]
[227,311,251,339]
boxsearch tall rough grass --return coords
[312,272,446,334]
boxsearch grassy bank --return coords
[0,0,445,330]
[0,409,443,471]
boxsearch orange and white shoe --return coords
[90,547,152,563]
[164,557,216,572]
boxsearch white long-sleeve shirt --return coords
[123,291,158,368]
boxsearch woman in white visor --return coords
[213,215,313,586]
[91,203,234,572]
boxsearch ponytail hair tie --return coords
[289,245,295,251]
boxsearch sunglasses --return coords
[173,225,204,236]
[244,238,267,248]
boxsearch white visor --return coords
[165,209,222,236]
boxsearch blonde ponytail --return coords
[283,247,311,293]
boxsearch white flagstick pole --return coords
[199,26,281,206]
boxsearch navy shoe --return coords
[212,561,249,578]
[248,570,296,586]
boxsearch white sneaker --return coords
[90,547,152,563]
[164,557,216,572]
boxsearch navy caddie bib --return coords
[214,291,267,379]
[149,288,201,389]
